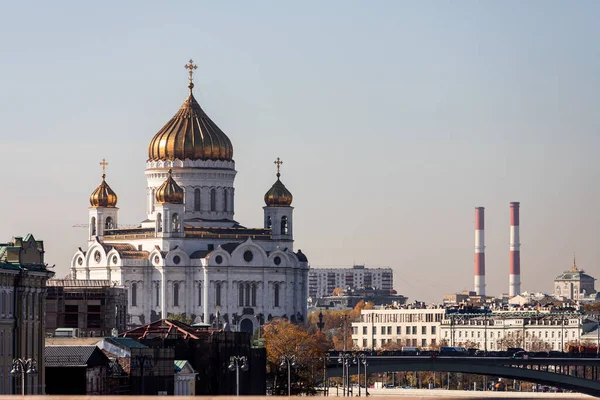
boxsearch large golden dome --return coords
[155,169,184,204]
[148,82,233,161]
[90,174,118,208]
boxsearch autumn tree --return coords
[167,313,194,325]
[263,319,328,395]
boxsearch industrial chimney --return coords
[474,207,485,296]
[509,202,521,297]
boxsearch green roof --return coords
[174,360,188,372]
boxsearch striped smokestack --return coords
[509,202,521,297]
[474,207,485,296]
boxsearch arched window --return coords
[281,216,288,235]
[172,213,180,232]
[274,283,280,307]
[194,189,201,211]
[1,292,6,314]
[90,217,97,236]
[131,283,137,307]
[223,189,228,212]
[216,282,222,306]
[238,283,244,306]
[245,283,250,306]
[151,189,156,212]
[173,282,179,307]
[155,282,160,306]
[105,216,114,229]
[267,216,272,229]
[210,189,216,211]
[251,284,257,307]
[157,213,162,232]
[198,282,202,306]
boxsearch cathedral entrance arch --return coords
[240,318,255,335]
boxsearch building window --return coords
[173,283,179,307]
[216,283,222,307]
[198,282,202,306]
[364,326,368,335]
[422,326,426,335]
[105,216,114,229]
[431,338,436,346]
[251,284,257,306]
[131,283,137,307]
[396,326,401,335]
[239,283,244,306]
[373,326,377,335]
[172,213,180,232]
[245,283,250,306]
[406,326,410,335]
[431,326,436,335]
[90,217,96,236]
[223,189,228,212]
[422,339,427,347]
[157,213,162,232]
[194,189,201,211]
[363,338,368,348]
[155,283,160,307]
[210,188,216,211]
[412,326,417,335]
[281,216,288,235]
[274,283,280,307]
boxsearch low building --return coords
[310,288,407,311]
[46,279,128,337]
[309,265,394,298]
[44,345,110,395]
[351,305,446,349]
[0,234,54,395]
[174,360,197,396]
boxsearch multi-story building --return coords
[554,257,597,301]
[0,234,54,394]
[309,265,393,299]
[440,309,596,352]
[46,279,128,337]
[351,306,445,349]
[352,306,598,352]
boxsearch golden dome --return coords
[264,160,293,207]
[90,174,118,208]
[155,169,184,204]
[148,85,233,161]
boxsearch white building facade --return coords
[352,307,595,352]
[71,64,309,334]
[351,307,445,349]
[309,265,393,299]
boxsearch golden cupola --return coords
[89,173,118,208]
[155,169,184,204]
[148,60,234,162]
[264,157,293,207]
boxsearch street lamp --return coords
[10,358,37,396]
[280,355,297,396]
[131,354,154,395]
[228,356,249,396]
[318,355,330,396]
[356,353,367,397]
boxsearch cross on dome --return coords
[100,159,109,178]
[274,157,283,178]
[184,59,198,91]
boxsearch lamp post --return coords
[356,353,366,397]
[280,355,297,396]
[10,358,37,396]
[337,352,351,396]
[319,355,330,396]
[131,354,154,395]
[228,356,249,396]
[596,312,600,358]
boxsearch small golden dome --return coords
[155,169,184,204]
[148,87,233,161]
[90,174,118,208]
[264,166,293,207]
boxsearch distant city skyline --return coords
[1,1,599,302]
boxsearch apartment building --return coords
[309,265,393,298]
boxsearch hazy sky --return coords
[1,1,599,303]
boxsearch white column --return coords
[160,268,167,319]
[203,268,209,323]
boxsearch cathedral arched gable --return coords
[71,249,87,268]
[206,247,232,267]
[231,238,268,266]
[85,243,108,266]
[165,247,189,266]
[149,248,164,266]
[106,249,122,266]
[267,248,293,267]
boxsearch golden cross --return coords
[100,159,108,176]
[184,59,198,83]
[274,157,283,177]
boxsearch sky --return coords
[1,1,599,303]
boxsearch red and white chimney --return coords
[509,202,521,297]
[474,207,485,296]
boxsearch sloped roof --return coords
[105,337,148,349]
[120,319,215,340]
[45,346,108,367]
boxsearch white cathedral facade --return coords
[71,61,309,333]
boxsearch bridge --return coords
[326,355,600,397]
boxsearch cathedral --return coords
[71,60,309,333]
